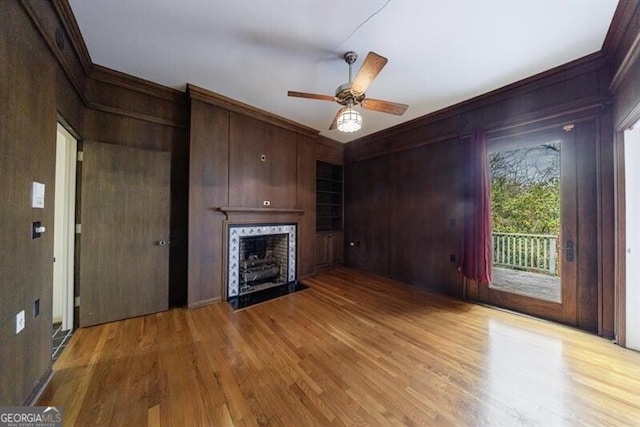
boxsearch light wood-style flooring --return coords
[39,267,640,426]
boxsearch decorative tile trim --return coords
[227,223,297,297]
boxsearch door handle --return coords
[562,240,574,262]
[158,239,170,246]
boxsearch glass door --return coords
[478,126,578,325]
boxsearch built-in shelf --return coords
[316,161,343,232]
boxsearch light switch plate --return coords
[16,310,25,334]
[31,182,45,208]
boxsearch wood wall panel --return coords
[0,0,58,405]
[56,69,85,134]
[346,54,608,164]
[344,53,614,332]
[575,121,599,332]
[388,140,464,293]
[297,136,316,278]
[188,90,319,304]
[605,0,640,347]
[598,109,616,338]
[86,73,188,128]
[316,136,344,165]
[344,156,390,276]
[188,100,230,306]
[228,113,297,209]
[605,0,640,130]
[604,0,640,129]
[84,110,178,152]
[21,0,88,99]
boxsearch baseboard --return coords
[187,297,221,309]
[24,368,53,406]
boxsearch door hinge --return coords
[75,224,81,234]
[74,297,80,307]
[77,151,83,162]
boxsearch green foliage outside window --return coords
[490,143,561,236]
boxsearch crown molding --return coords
[187,84,319,139]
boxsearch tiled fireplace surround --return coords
[226,223,297,298]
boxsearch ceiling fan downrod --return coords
[344,51,358,83]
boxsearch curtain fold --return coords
[459,129,492,284]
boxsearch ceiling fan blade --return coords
[351,52,388,95]
[287,91,336,102]
[329,107,348,130]
[360,98,408,116]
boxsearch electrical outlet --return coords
[16,310,25,334]
[263,200,271,206]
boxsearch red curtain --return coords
[459,129,492,283]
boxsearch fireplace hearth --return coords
[226,223,296,298]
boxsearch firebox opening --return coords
[239,234,288,294]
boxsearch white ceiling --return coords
[69,0,618,143]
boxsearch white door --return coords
[625,121,640,351]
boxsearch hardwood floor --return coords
[40,267,640,426]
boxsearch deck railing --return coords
[492,232,558,276]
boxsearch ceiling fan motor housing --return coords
[335,83,365,106]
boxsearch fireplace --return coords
[226,223,296,298]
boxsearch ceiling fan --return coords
[287,51,409,132]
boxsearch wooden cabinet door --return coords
[316,234,330,267]
[331,232,343,264]
[316,232,344,268]
[79,141,170,327]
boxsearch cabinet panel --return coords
[316,231,343,268]
[331,232,343,264]
[316,234,330,267]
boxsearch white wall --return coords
[625,122,640,351]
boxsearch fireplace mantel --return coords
[215,206,304,221]
[216,207,304,214]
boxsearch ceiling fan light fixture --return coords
[337,106,362,132]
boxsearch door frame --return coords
[479,124,578,326]
[53,122,77,331]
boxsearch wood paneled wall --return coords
[0,0,59,405]
[316,136,344,165]
[344,54,615,335]
[2,0,634,405]
[604,0,640,130]
[604,0,640,347]
[187,85,318,307]
[1,0,189,405]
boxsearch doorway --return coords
[624,121,640,350]
[478,124,582,326]
[53,123,77,359]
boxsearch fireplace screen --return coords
[227,224,296,298]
